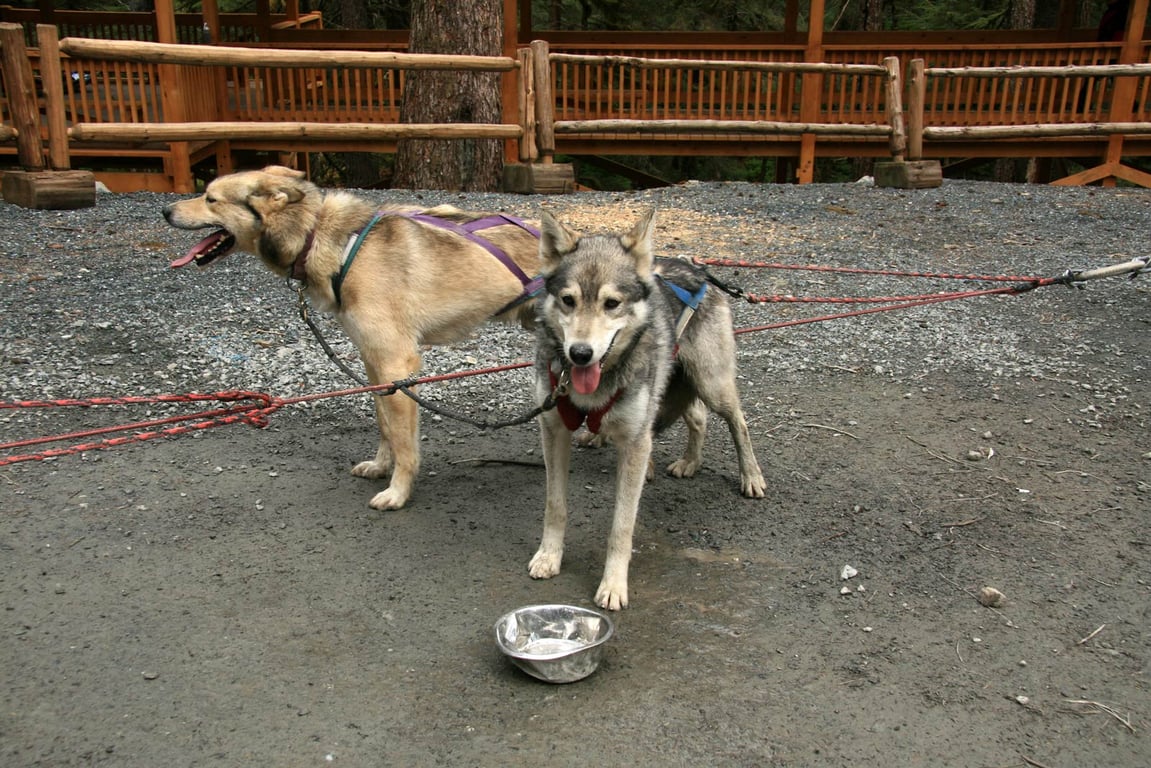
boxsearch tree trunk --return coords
[392,0,504,191]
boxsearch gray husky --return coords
[530,209,766,610]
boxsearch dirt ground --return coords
[2,181,1150,767]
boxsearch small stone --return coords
[142,671,159,680]
[1015,695,1030,705]
[978,587,1006,608]
[840,565,858,580]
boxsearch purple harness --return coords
[326,211,542,309]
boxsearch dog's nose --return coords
[568,343,594,366]
[161,205,174,222]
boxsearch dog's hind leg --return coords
[529,414,572,580]
[697,378,766,499]
[667,397,707,479]
[351,393,394,478]
[595,430,653,610]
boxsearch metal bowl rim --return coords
[494,603,616,661]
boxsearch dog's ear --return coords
[262,165,307,180]
[621,208,656,279]
[252,176,308,213]
[539,210,581,274]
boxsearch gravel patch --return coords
[3,179,1148,427]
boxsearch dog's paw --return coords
[741,472,768,499]
[528,548,562,579]
[595,579,629,611]
[351,459,391,480]
[368,485,409,510]
[666,458,701,479]
[575,430,607,449]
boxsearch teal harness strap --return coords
[331,210,386,306]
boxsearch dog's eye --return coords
[205,195,216,204]
[561,294,576,308]
[603,298,620,310]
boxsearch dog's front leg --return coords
[353,353,421,510]
[367,389,420,510]
[529,413,571,580]
[596,430,652,611]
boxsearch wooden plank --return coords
[874,160,942,189]
[1,169,95,209]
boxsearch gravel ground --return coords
[2,178,1150,767]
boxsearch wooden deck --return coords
[2,10,1150,191]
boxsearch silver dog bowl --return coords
[494,604,615,684]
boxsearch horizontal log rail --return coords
[548,53,889,76]
[924,122,1151,140]
[69,122,521,142]
[58,38,519,71]
[552,119,892,136]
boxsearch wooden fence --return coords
[906,58,1151,186]
[1,29,910,192]
[6,27,1151,191]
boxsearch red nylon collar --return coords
[549,369,622,434]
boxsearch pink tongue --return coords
[169,230,232,269]
[169,252,197,268]
[570,363,602,395]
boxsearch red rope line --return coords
[697,257,1045,284]
[0,362,532,466]
[733,285,1026,334]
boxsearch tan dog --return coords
[163,166,541,510]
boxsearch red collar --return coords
[549,369,623,434]
[290,229,316,283]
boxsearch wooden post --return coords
[874,56,939,188]
[906,58,925,162]
[797,0,826,183]
[505,40,573,193]
[501,0,519,163]
[517,47,537,162]
[0,22,93,209]
[153,0,194,192]
[36,24,70,171]
[882,57,906,162]
[1053,0,1151,186]
[1100,0,1149,185]
[0,22,45,170]
[531,39,554,163]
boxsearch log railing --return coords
[906,57,1151,186]
[527,39,906,167]
[6,26,1151,191]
